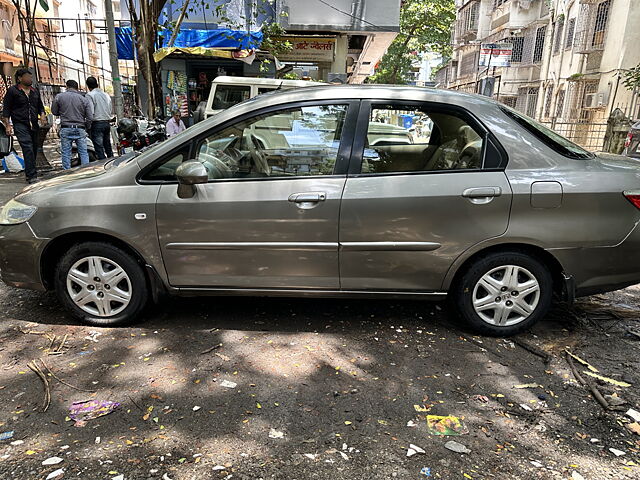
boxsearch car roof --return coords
[212,75,326,87]
[236,84,499,111]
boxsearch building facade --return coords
[439,0,640,150]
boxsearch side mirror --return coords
[176,160,208,199]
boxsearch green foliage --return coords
[369,0,455,85]
[623,64,640,91]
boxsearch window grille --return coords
[574,0,610,52]
[501,97,517,109]
[507,36,524,63]
[565,18,576,49]
[556,89,566,119]
[533,26,546,63]
[459,49,478,77]
[553,18,564,54]
[516,87,539,118]
[544,86,553,118]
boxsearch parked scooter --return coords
[117,116,166,154]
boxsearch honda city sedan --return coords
[1,85,640,336]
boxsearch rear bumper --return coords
[0,223,47,291]
[549,221,640,297]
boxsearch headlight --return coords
[0,199,38,225]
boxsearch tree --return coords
[125,0,291,117]
[369,0,455,85]
[623,64,640,91]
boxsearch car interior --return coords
[143,105,485,182]
[362,109,484,174]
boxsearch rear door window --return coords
[359,104,485,174]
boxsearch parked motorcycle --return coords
[117,117,166,154]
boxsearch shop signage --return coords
[277,37,336,63]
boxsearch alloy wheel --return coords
[66,256,132,317]
[472,265,540,327]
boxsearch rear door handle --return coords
[288,192,327,203]
[462,187,502,198]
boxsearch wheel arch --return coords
[445,242,567,297]
[41,231,151,291]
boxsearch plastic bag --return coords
[2,152,25,173]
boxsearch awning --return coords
[153,47,256,63]
[115,27,263,61]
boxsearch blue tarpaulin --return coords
[115,26,134,60]
[114,27,263,60]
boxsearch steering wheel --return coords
[247,133,271,176]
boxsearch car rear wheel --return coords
[55,242,148,326]
[452,251,553,336]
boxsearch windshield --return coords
[500,106,594,160]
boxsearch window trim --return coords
[137,99,361,184]
[347,100,508,177]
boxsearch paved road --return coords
[0,172,639,479]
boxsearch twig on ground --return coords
[200,343,222,355]
[17,327,46,335]
[39,359,95,392]
[513,338,553,363]
[457,333,504,358]
[55,334,68,353]
[27,360,51,412]
[566,354,609,411]
[126,394,145,413]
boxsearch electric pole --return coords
[104,0,124,119]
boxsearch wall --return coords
[281,0,400,32]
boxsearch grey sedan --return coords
[1,85,640,336]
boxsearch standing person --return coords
[1,68,46,184]
[166,109,186,137]
[51,80,93,169]
[86,76,113,159]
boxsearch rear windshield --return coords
[500,106,594,160]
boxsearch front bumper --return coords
[0,223,48,291]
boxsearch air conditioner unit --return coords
[584,92,608,109]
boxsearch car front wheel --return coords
[452,251,553,336]
[55,242,148,326]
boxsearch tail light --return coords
[624,133,633,149]
[624,191,640,210]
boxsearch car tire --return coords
[451,251,553,336]
[55,242,148,326]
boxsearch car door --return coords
[149,100,358,289]
[339,100,512,291]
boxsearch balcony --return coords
[456,0,480,42]
[574,0,611,54]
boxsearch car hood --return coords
[15,152,141,200]
[16,162,109,198]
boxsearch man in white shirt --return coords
[166,110,186,137]
[86,77,113,159]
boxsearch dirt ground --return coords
[0,174,639,480]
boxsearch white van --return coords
[201,76,324,120]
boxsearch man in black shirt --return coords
[1,68,45,183]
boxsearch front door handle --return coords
[288,192,327,203]
[462,187,502,198]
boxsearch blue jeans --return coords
[91,120,113,160]
[60,127,88,169]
